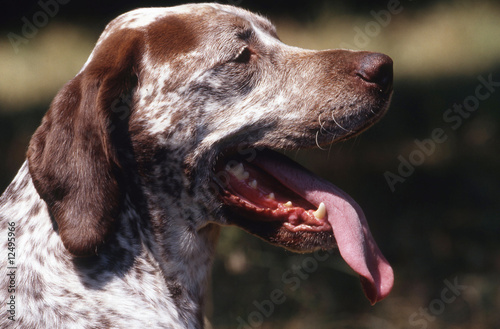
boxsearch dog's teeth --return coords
[249,180,258,189]
[283,201,293,207]
[313,202,326,219]
[233,163,244,176]
[267,193,275,200]
[226,163,249,181]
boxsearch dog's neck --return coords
[137,200,220,327]
[121,170,221,328]
[112,139,221,327]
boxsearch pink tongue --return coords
[253,150,394,304]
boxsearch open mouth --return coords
[217,152,331,233]
[213,148,394,304]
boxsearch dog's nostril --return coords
[356,53,393,93]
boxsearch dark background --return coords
[0,0,441,27]
[1,1,499,328]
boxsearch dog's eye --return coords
[234,47,253,63]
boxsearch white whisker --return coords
[331,112,352,133]
[315,131,327,150]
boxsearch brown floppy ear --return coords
[27,29,143,257]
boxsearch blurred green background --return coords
[1,0,499,328]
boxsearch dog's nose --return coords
[356,53,393,94]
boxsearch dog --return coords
[0,3,394,328]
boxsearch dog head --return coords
[27,4,393,303]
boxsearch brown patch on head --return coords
[85,28,144,80]
[147,15,199,62]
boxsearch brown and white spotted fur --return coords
[0,3,393,328]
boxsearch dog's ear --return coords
[27,29,143,257]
